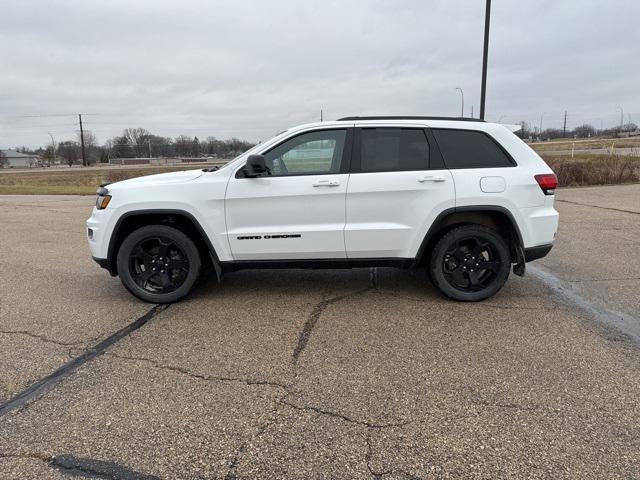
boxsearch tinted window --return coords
[432,129,514,169]
[360,128,429,172]
[263,129,346,176]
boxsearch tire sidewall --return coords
[429,225,510,302]
[117,225,201,303]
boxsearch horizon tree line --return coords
[11,128,256,166]
[7,122,639,167]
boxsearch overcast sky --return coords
[1,0,639,148]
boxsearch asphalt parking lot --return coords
[1,185,639,479]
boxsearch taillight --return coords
[535,173,558,195]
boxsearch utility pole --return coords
[539,112,545,137]
[563,111,567,138]
[320,109,323,122]
[78,113,87,166]
[471,105,474,118]
[148,139,152,158]
[479,0,491,120]
[455,87,464,117]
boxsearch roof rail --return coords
[337,116,486,122]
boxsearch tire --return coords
[428,225,511,302]
[117,225,201,303]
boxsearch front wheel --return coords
[117,225,201,303]
[428,225,511,302]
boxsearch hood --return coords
[108,169,203,189]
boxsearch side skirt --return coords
[220,258,413,273]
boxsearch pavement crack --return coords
[0,329,87,347]
[556,199,640,215]
[0,304,169,418]
[0,452,159,480]
[224,391,287,480]
[0,451,51,462]
[49,454,161,480]
[280,397,410,429]
[108,352,290,391]
[292,268,377,363]
[366,433,424,480]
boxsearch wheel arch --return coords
[413,206,524,268]
[106,209,221,277]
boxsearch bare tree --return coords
[77,130,98,164]
[41,146,56,166]
[572,124,596,138]
[123,128,151,157]
[58,141,80,167]
[192,136,201,157]
[0,150,7,168]
[174,135,193,156]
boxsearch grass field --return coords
[0,166,201,195]
[531,137,640,152]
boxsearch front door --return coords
[225,128,352,260]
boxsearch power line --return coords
[4,113,99,118]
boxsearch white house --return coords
[0,149,41,168]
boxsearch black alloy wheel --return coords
[117,225,201,303]
[429,225,511,301]
[129,236,189,294]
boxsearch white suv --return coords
[87,116,558,303]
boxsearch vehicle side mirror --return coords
[243,154,269,177]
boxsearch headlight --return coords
[96,187,112,209]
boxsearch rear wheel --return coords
[117,225,201,303]
[428,225,510,302]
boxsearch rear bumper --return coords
[524,244,553,262]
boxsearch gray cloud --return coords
[1,0,638,147]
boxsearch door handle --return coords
[312,180,340,187]
[417,175,446,183]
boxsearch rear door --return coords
[344,126,455,258]
[225,128,352,260]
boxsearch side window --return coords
[360,128,429,172]
[263,129,346,176]
[432,129,514,169]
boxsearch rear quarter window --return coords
[432,129,515,169]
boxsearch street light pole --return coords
[479,0,491,120]
[618,107,624,130]
[47,132,56,166]
[455,87,464,117]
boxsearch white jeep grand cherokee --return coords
[87,116,558,303]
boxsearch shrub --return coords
[544,154,640,187]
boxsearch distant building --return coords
[619,130,640,138]
[0,149,41,168]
